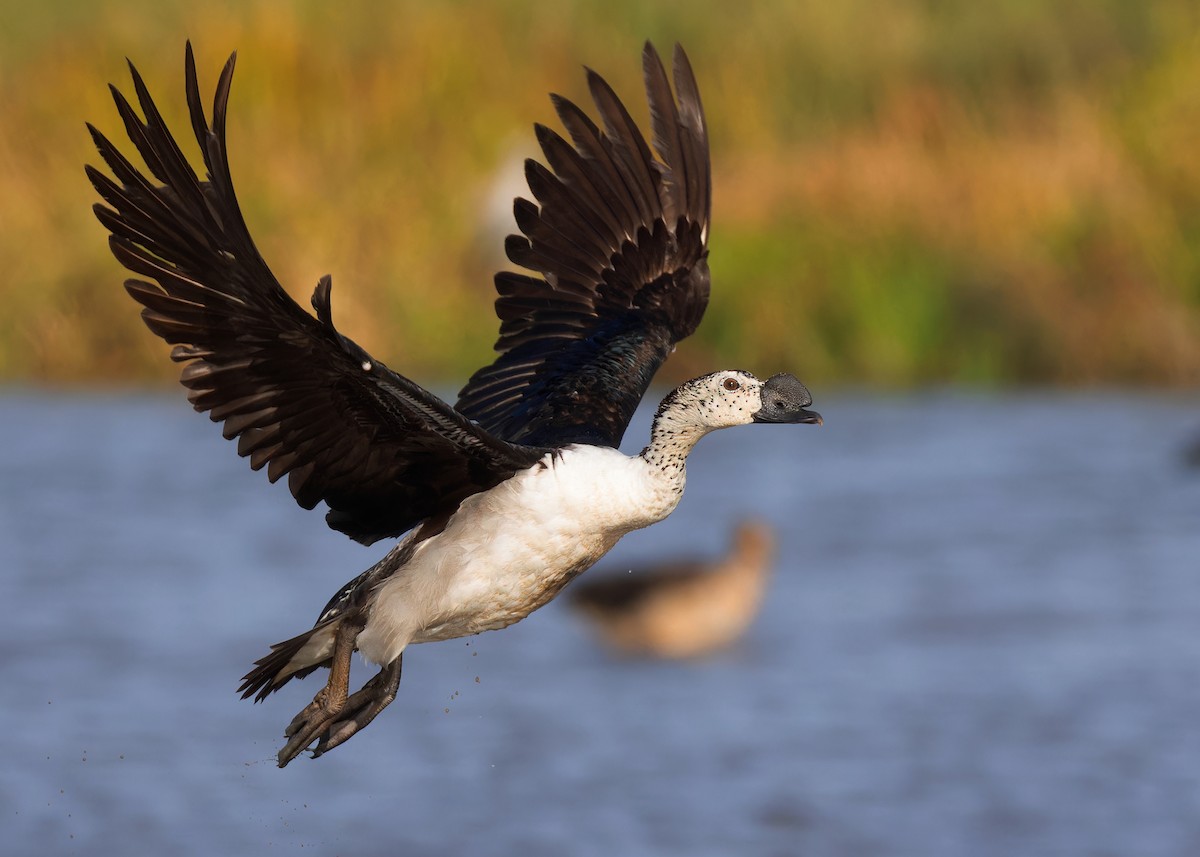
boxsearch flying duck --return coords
[569,519,775,659]
[86,41,821,767]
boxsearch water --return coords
[2,389,1199,855]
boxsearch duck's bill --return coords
[751,373,823,425]
[752,407,822,425]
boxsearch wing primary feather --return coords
[670,43,711,232]
[585,68,660,227]
[532,123,626,243]
[641,42,686,226]
[550,94,641,234]
[125,60,213,226]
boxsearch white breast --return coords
[355,445,684,665]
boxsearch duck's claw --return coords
[311,656,403,759]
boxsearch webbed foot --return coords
[312,656,403,759]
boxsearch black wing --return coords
[455,42,711,448]
[86,44,549,546]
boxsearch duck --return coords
[568,519,775,659]
[86,41,821,767]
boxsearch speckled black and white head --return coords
[643,370,821,468]
[655,370,821,429]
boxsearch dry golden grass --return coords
[2,0,1198,386]
[716,87,1200,383]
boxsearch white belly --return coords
[355,445,683,665]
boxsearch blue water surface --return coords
[2,389,1198,856]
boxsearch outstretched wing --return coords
[456,42,711,448]
[86,44,549,546]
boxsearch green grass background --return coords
[3,0,1199,387]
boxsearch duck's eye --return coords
[722,377,740,391]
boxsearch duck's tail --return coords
[237,619,342,702]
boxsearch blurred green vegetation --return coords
[2,0,1199,387]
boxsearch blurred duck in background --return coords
[1182,433,1200,468]
[568,519,775,659]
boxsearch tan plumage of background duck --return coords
[568,519,775,659]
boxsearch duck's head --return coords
[655,370,822,432]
